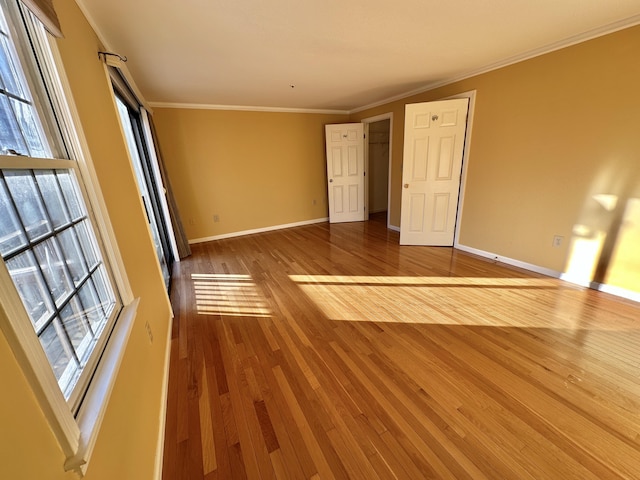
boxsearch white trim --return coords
[363,122,369,220]
[73,1,109,55]
[359,112,394,124]
[73,1,640,116]
[20,0,62,38]
[153,314,173,480]
[449,90,476,247]
[140,109,181,263]
[189,217,329,244]
[559,273,640,303]
[0,14,140,477]
[558,273,593,289]
[0,260,80,461]
[457,244,640,304]
[590,283,640,304]
[388,225,400,233]
[65,299,140,476]
[73,1,151,113]
[148,101,349,115]
[46,35,134,303]
[361,113,393,230]
[0,155,74,169]
[108,69,174,297]
[456,244,563,278]
[350,14,640,114]
[0,278,139,478]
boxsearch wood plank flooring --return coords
[162,214,640,479]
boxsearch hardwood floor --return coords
[162,215,640,479]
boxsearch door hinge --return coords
[364,171,366,176]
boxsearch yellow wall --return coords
[0,1,172,479]
[351,25,640,293]
[153,108,348,240]
[153,25,640,293]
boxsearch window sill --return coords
[64,298,139,476]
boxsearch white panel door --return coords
[325,123,366,223]
[400,99,469,245]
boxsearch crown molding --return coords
[148,102,349,115]
[74,2,640,116]
[350,13,640,114]
[74,0,152,112]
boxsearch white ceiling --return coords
[76,0,640,112]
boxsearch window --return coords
[0,0,120,410]
[0,0,135,474]
[1,168,119,406]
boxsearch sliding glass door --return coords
[114,95,172,289]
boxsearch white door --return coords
[400,99,469,245]
[325,123,366,223]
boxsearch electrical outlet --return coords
[213,214,220,223]
[552,235,564,248]
[145,321,154,344]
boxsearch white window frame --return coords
[0,2,138,476]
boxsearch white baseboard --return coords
[388,224,400,232]
[586,280,640,303]
[189,217,329,244]
[154,314,173,480]
[456,243,640,304]
[455,244,564,279]
[556,273,640,303]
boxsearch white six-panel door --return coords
[400,99,469,245]
[325,123,366,223]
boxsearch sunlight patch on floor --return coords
[192,273,271,317]
[290,275,559,287]
[290,275,630,330]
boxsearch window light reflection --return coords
[604,198,640,289]
[289,275,633,330]
[289,275,558,287]
[192,273,271,318]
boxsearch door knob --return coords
[329,179,333,183]
[404,183,409,188]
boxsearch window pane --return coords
[0,176,27,255]
[92,264,116,314]
[11,97,48,158]
[75,220,98,269]
[0,0,132,410]
[57,227,87,285]
[34,170,69,229]
[4,169,52,239]
[56,170,82,221]
[0,94,27,154]
[0,0,124,408]
[39,318,79,396]
[33,237,73,307]
[6,249,55,331]
[60,296,93,363]
[0,34,23,97]
[78,280,105,331]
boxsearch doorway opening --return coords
[363,113,393,230]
